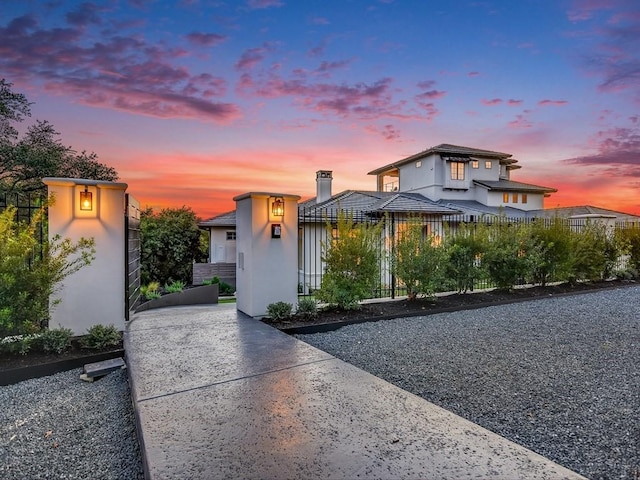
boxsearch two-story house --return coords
[367,143,557,215]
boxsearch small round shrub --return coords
[297,297,317,318]
[266,301,293,320]
[40,327,73,354]
[164,280,185,293]
[81,324,122,350]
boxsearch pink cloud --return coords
[185,32,227,47]
[468,71,480,77]
[507,99,523,106]
[481,98,503,106]
[66,2,105,26]
[538,99,569,106]
[567,0,615,22]
[235,45,271,70]
[0,14,240,122]
[508,113,533,129]
[246,0,283,10]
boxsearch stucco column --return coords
[234,192,301,317]
[43,177,128,335]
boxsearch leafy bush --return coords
[569,220,617,283]
[392,219,447,300]
[0,333,42,355]
[40,326,73,354]
[206,276,235,295]
[140,206,207,285]
[297,297,317,318]
[316,211,383,309]
[141,281,161,300]
[483,220,527,290]
[615,222,640,273]
[266,301,293,320]
[525,217,575,286]
[164,280,185,293]
[444,222,487,293]
[0,204,95,337]
[81,324,122,350]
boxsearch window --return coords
[512,193,518,203]
[450,161,465,180]
[485,161,492,169]
[471,160,479,169]
[522,194,528,204]
[503,193,509,203]
[226,231,236,240]
[416,160,422,168]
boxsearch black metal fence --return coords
[298,205,635,300]
[125,194,141,319]
[0,191,46,257]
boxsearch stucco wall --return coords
[44,178,128,335]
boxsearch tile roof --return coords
[436,200,531,219]
[299,190,460,221]
[368,143,512,175]
[473,179,557,193]
[198,210,236,227]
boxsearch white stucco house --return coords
[197,143,638,290]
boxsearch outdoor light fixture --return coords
[79,186,93,211]
[271,196,284,217]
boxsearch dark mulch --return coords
[262,278,638,332]
[0,338,124,373]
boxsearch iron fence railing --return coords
[298,205,636,300]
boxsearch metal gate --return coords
[124,194,141,320]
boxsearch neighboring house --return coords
[197,143,639,289]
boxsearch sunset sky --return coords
[2,0,639,218]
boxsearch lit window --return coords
[450,161,465,180]
[416,160,422,168]
[226,231,236,240]
[485,161,492,169]
[522,194,528,204]
[512,193,518,203]
[503,193,509,203]
[471,160,479,169]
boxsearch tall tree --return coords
[0,79,118,194]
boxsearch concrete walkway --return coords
[125,303,585,480]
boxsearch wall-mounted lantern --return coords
[80,186,93,211]
[271,196,284,217]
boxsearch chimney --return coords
[316,170,332,204]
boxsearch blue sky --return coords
[2,0,639,217]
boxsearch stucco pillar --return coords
[234,192,301,317]
[43,178,128,335]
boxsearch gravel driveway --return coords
[296,286,640,480]
[0,368,143,480]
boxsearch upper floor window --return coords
[485,161,492,169]
[522,194,528,204]
[503,193,509,203]
[512,193,518,203]
[450,161,465,180]
[471,160,479,169]
[226,231,236,240]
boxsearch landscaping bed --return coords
[262,278,637,332]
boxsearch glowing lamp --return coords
[80,186,93,211]
[271,197,284,217]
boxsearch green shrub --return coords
[164,280,185,293]
[444,222,488,293]
[483,220,527,290]
[526,217,574,285]
[297,297,317,318]
[615,222,640,272]
[0,333,42,355]
[266,301,293,320]
[316,211,383,309]
[392,218,447,300]
[140,206,207,285]
[210,276,234,295]
[81,324,122,350]
[40,326,73,354]
[0,204,95,337]
[141,281,161,300]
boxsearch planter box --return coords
[135,284,219,312]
